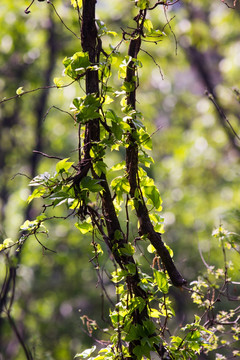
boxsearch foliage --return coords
[0,0,240,359]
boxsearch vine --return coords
[0,1,240,359]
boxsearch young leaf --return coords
[153,269,169,294]
[53,77,64,88]
[20,220,38,231]
[27,187,46,203]
[71,0,82,8]
[74,345,96,359]
[81,176,103,192]
[144,19,153,33]
[136,0,149,10]
[56,158,74,174]
[147,244,155,253]
[16,87,24,95]
[75,221,93,234]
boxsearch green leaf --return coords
[74,346,96,358]
[114,229,123,240]
[27,187,46,203]
[149,213,165,233]
[165,243,173,257]
[110,161,126,172]
[36,214,47,221]
[150,308,162,318]
[2,238,14,248]
[147,244,155,253]
[143,185,162,210]
[48,191,71,207]
[53,77,64,88]
[29,172,51,186]
[119,244,135,256]
[139,152,154,167]
[129,296,146,313]
[71,0,82,8]
[133,343,151,359]
[121,81,135,92]
[96,19,117,37]
[93,161,107,176]
[111,268,128,283]
[56,158,74,174]
[136,0,149,10]
[16,86,24,95]
[140,133,152,150]
[146,29,165,40]
[144,19,153,32]
[111,176,130,202]
[118,56,132,78]
[102,94,113,105]
[111,121,123,140]
[81,176,103,192]
[142,319,156,335]
[125,263,137,275]
[63,51,90,79]
[153,269,169,294]
[71,94,100,123]
[20,220,38,231]
[75,221,93,234]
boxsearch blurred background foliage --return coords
[0,0,239,359]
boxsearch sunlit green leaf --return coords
[56,158,74,174]
[153,269,169,294]
[74,345,96,358]
[75,221,93,234]
[16,86,24,95]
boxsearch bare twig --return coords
[43,105,75,122]
[163,11,177,55]
[7,312,34,360]
[24,0,35,14]
[149,0,180,10]
[11,173,32,180]
[140,48,164,79]
[220,0,237,9]
[47,0,81,40]
[32,150,63,160]
[34,233,57,254]
[206,91,240,142]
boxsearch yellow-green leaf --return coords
[56,158,74,174]
[16,87,24,95]
[53,77,64,88]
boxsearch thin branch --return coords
[220,0,237,9]
[206,91,240,142]
[32,150,63,161]
[78,123,82,165]
[43,105,75,122]
[125,195,130,242]
[75,0,82,38]
[140,48,164,80]
[47,0,81,40]
[34,233,57,254]
[0,81,75,105]
[198,243,211,270]
[89,236,115,308]
[163,11,177,55]
[149,0,180,10]
[7,312,34,360]
[24,0,35,14]
[11,173,32,180]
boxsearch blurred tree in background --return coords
[0,0,240,359]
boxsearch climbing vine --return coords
[1,1,240,359]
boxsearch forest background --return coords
[0,0,240,359]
